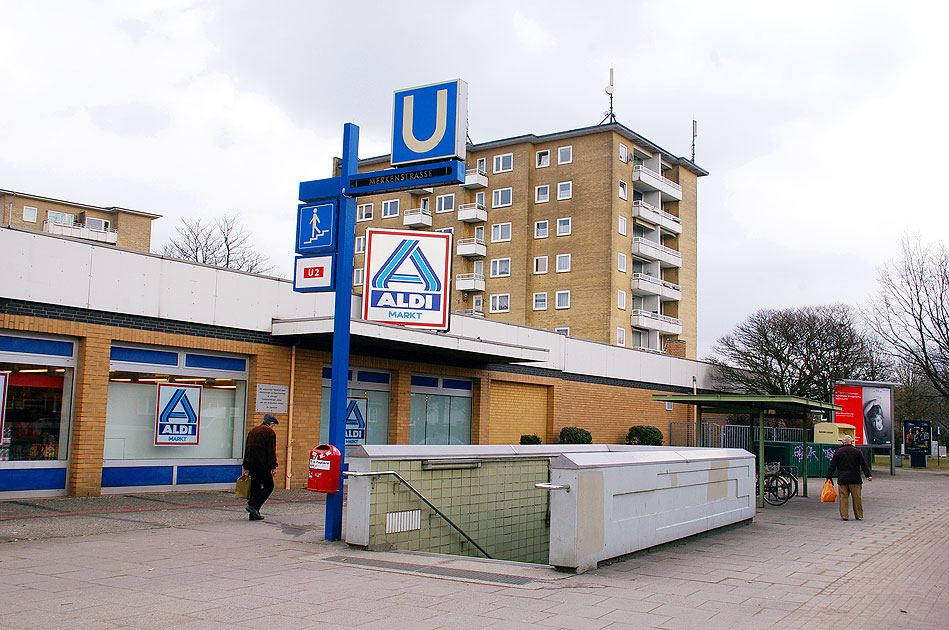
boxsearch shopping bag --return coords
[821,479,837,503]
[234,472,251,499]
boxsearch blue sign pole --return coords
[325,122,359,541]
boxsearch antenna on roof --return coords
[599,67,617,125]
[691,120,697,162]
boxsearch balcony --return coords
[403,207,432,228]
[44,220,118,245]
[455,273,485,292]
[658,207,682,235]
[631,200,662,225]
[457,202,487,223]
[631,237,681,268]
[631,165,682,202]
[407,186,433,195]
[631,310,682,335]
[456,237,486,258]
[462,167,488,189]
[631,273,681,301]
[455,308,485,318]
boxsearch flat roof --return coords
[0,188,162,219]
[652,394,841,418]
[358,122,708,177]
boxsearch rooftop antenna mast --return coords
[691,120,697,162]
[600,68,617,125]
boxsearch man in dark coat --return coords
[827,435,872,521]
[242,414,278,521]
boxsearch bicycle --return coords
[757,462,793,506]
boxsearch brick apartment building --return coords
[0,189,160,253]
[347,122,707,358]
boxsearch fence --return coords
[669,422,805,449]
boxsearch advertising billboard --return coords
[904,420,932,455]
[834,382,894,446]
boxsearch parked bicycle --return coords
[757,462,795,506]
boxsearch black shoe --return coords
[245,504,261,519]
[249,513,264,521]
[855,517,861,520]
[841,518,848,521]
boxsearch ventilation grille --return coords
[385,509,421,533]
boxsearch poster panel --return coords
[862,386,892,446]
[904,420,931,455]
[833,385,865,445]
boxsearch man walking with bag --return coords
[242,414,279,521]
[827,435,872,521]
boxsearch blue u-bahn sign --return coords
[391,79,468,166]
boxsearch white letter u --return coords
[402,89,448,153]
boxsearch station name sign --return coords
[345,160,463,196]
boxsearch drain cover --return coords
[324,555,535,586]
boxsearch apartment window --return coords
[436,193,454,213]
[353,268,364,286]
[490,258,511,278]
[617,327,626,347]
[533,292,547,311]
[556,254,571,273]
[533,256,548,274]
[472,294,483,311]
[382,199,399,218]
[491,222,511,242]
[473,260,484,277]
[534,220,548,239]
[536,150,550,168]
[477,157,486,173]
[22,206,37,223]
[354,236,366,254]
[618,252,627,272]
[420,197,430,211]
[493,153,513,173]
[618,215,627,235]
[556,290,571,309]
[85,217,110,231]
[475,191,485,207]
[357,203,373,222]
[557,217,572,236]
[558,146,573,164]
[436,227,453,235]
[490,294,510,313]
[492,188,512,208]
[632,329,644,349]
[535,185,549,203]
[619,143,628,163]
[557,181,572,200]
[474,225,484,241]
[618,180,628,200]
[555,327,569,335]
[47,210,74,226]
[618,290,627,310]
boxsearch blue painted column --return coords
[325,123,359,541]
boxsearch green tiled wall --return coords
[366,458,551,564]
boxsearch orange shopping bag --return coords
[821,479,837,503]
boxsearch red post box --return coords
[307,444,341,493]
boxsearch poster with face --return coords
[862,386,892,446]
[904,420,931,454]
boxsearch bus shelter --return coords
[652,394,841,508]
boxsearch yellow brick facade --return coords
[348,123,705,358]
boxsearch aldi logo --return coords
[154,383,202,445]
[362,229,452,330]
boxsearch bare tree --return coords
[866,237,949,400]
[708,304,888,399]
[162,213,273,274]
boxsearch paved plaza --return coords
[0,467,946,629]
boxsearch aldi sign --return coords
[391,79,467,166]
[362,228,452,330]
[155,383,202,445]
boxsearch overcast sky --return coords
[1,0,945,358]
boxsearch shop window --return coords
[104,346,248,460]
[320,368,390,445]
[409,375,472,445]
[0,365,74,461]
